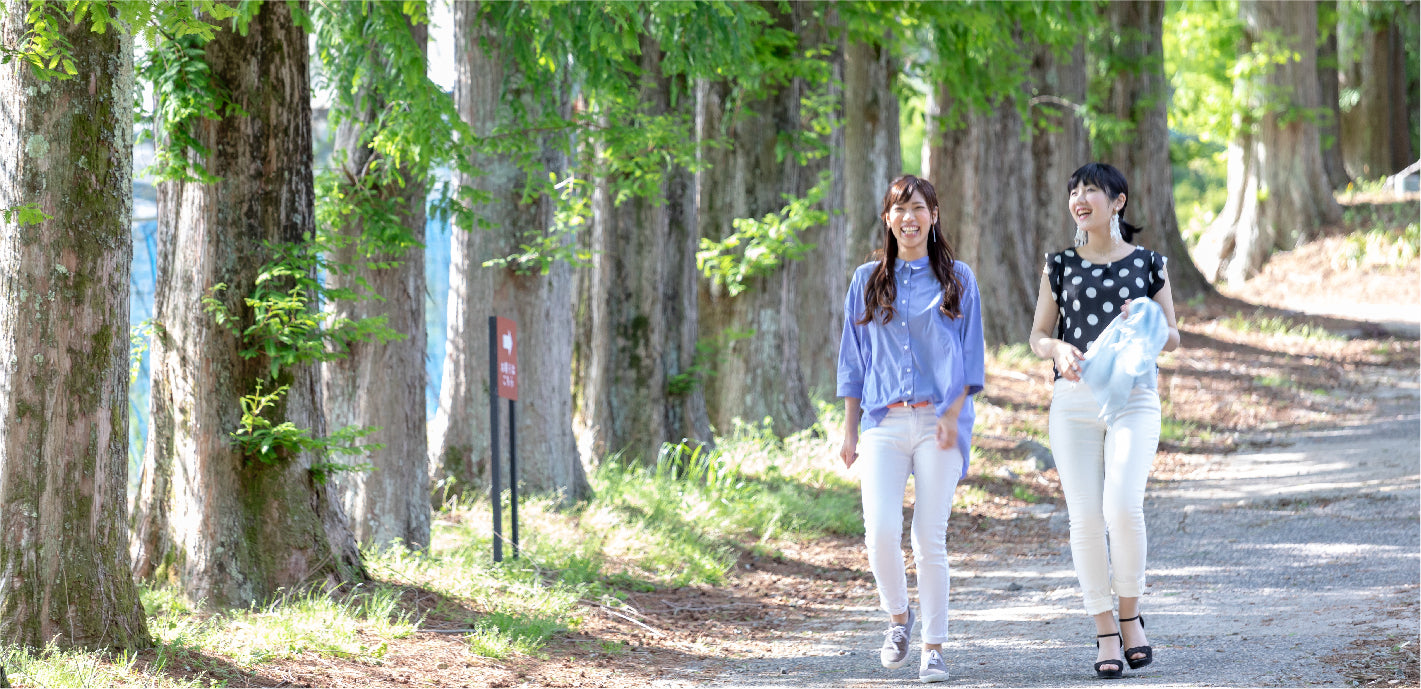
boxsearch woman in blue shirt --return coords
[837,175,985,683]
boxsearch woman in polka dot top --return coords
[1027,162,1180,679]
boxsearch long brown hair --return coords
[858,175,965,325]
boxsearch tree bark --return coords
[925,84,1037,346]
[576,35,711,464]
[323,17,430,549]
[840,28,901,351]
[1102,1,1214,299]
[1339,10,1414,179]
[1030,41,1091,280]
[0,3,150,651]
[430,1,589,500]
[1316,1,1352,190]
[695,75,817,437]
[130,0,365,609]
[1196,0,1343,284]
[791,11,845,402]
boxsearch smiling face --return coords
[1069,181,1125,236]
[884,189,938,260]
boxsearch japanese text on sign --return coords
[496,317,517,400]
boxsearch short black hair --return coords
[1067,162,1142,242]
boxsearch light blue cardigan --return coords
[1077,297,1168,424]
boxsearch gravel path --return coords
[690,372,1419,687]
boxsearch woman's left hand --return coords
[935,411,959,450]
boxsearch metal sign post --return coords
[490,316,519,561]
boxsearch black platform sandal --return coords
[1095,632,1124,679]
[1119,614,1153,669]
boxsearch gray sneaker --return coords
[880,608,915,669]
[919,648,949,683]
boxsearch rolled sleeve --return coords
[837,274,866,399]
[956,263,986,397]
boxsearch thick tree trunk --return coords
[925,85,1037,346]
[323,18,430,549]
[430,1,589,500]
[428,0,499,500]
[1340,12,1414,178]
[838,29,902,382]
[843,35,902,270]
[0,4,150,651]
[576,36,711,464]
[1197,0,1343,284]
[696,75,817,437]
[792,14,844,402]
[1030,41,1091,278]
[130,0,365,609]
[1316,1,1352,190]
[1102,1,1213,299]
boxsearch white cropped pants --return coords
[857,406,964,645]
[1048,379,1161,615]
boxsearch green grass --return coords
[143,584,418,667]
[0,645,199,689]
[1220,309,1344,341]
[0,406,867,684]
[1160,416,1216,445]
[1339,222,1419,269]
[990,342,1037,370]
[954,485,989,510]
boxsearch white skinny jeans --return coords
[857,406,964,644]
[1048,379,1161,615]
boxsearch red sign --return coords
[496,317,517,400]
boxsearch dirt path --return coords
[688,358,1418,686]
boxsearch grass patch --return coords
[954,485,989,510]
[990,342,1037,370]
[1337,222,1419,269]
[145,584,417,666]
[1161,416,1213,445]
[1220,310,1343,341]
[0,645,195,689]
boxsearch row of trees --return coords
[0,0,1412,651]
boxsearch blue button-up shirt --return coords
[837,257,986,472]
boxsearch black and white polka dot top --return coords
[1046,246,1168,379]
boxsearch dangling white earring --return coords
[1073,228,1087,247]
[1110,214,1123,245]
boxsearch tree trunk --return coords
[1030,41,1091,280]
[1196,0,1343,284]
[323,17,430,549]
[791,12,845,402]
[1316,1,1352,190]
[576,36,711,464]
[839,28,902,368]
[925,85,1037,346]
[1102,1,1214,299]
[130,0,365,609]
[430,1,589,500]
[1340,11,1414,178]
[695,74,817,437]
[0,4,150,651]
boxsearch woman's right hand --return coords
[840,433,859,468]
[1052,341,1084,381]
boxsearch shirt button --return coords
[903,345,909,350]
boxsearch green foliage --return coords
[873,1,1093,128]
[202,239,397,476]
[312,0,467,256]
[697,171,830,297]
[0,202,49,225]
